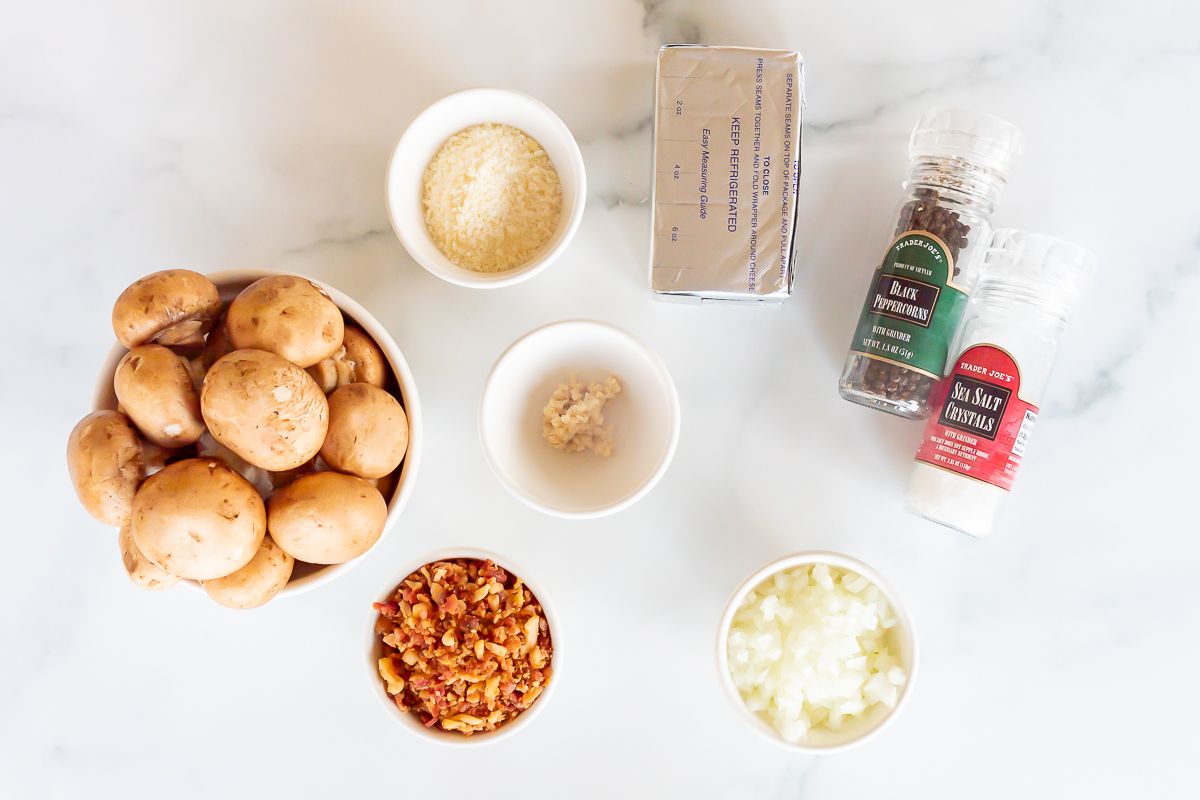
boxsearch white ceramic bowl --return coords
[366,547,561,745]
[386,88,587,289]
[92,268,422,598]
[480,320,680,519]
[716,551,918,754]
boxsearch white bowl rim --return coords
[478,319,681,519]
[715,550,919,754]
[385,87,588,290]
[91,267,423,600]
[365,546,562,746]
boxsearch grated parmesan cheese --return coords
[422,123,563,272]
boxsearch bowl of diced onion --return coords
[717,551,917,753]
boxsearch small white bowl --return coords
[92,268,423,598]
[366,547,561,746]
[716,551,918,754]
[480,320,680,519]
[386,88,587,289]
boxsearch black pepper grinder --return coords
[838,109,1022,420]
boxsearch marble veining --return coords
[2,1,1196,798]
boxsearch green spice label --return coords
[850,231,966,378]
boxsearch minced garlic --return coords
[422,123,563,272]
[542,376,622,456]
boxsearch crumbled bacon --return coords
[374,558,552,735]
[373,601,400,616]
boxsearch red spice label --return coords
[915,345,1038,491]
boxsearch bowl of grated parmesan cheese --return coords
[387,89,586,289]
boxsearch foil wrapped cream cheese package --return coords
[651,46,804,302]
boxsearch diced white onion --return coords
[726,563,907,743]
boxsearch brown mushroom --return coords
[114,344,205,447]
[320,383,409,479]
[267,471,386,564]
[225,275,344,368]
[119,524,180,591]
[200,535,293,609]
[67,411,145,526]
[306,325,387,392]
[130,458,266,581]
[200,349,329,471]
[111,269,221,349]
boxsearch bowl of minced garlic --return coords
[480,321,680,519]
[387,89,586,288]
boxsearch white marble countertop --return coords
[3,1,1196,797]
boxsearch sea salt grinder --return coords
[906,230,1095,537]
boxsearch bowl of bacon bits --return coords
[369,551,557,743]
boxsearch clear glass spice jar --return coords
[906,229,1095,537]
[839,109,1023,419]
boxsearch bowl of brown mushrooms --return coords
[67,268,421,608]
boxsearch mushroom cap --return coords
[267,471,386,565]
[201,349,329,471]
[319,383,409,479]
[119,524,180,591]
[200,535,293,609]
[306,325,387,392]
[225,275,344,368]
[114,344,205,448]
[111,269,221,349]
[130,458,266,581]
[339,326,387,386]
[67,410,145,526]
